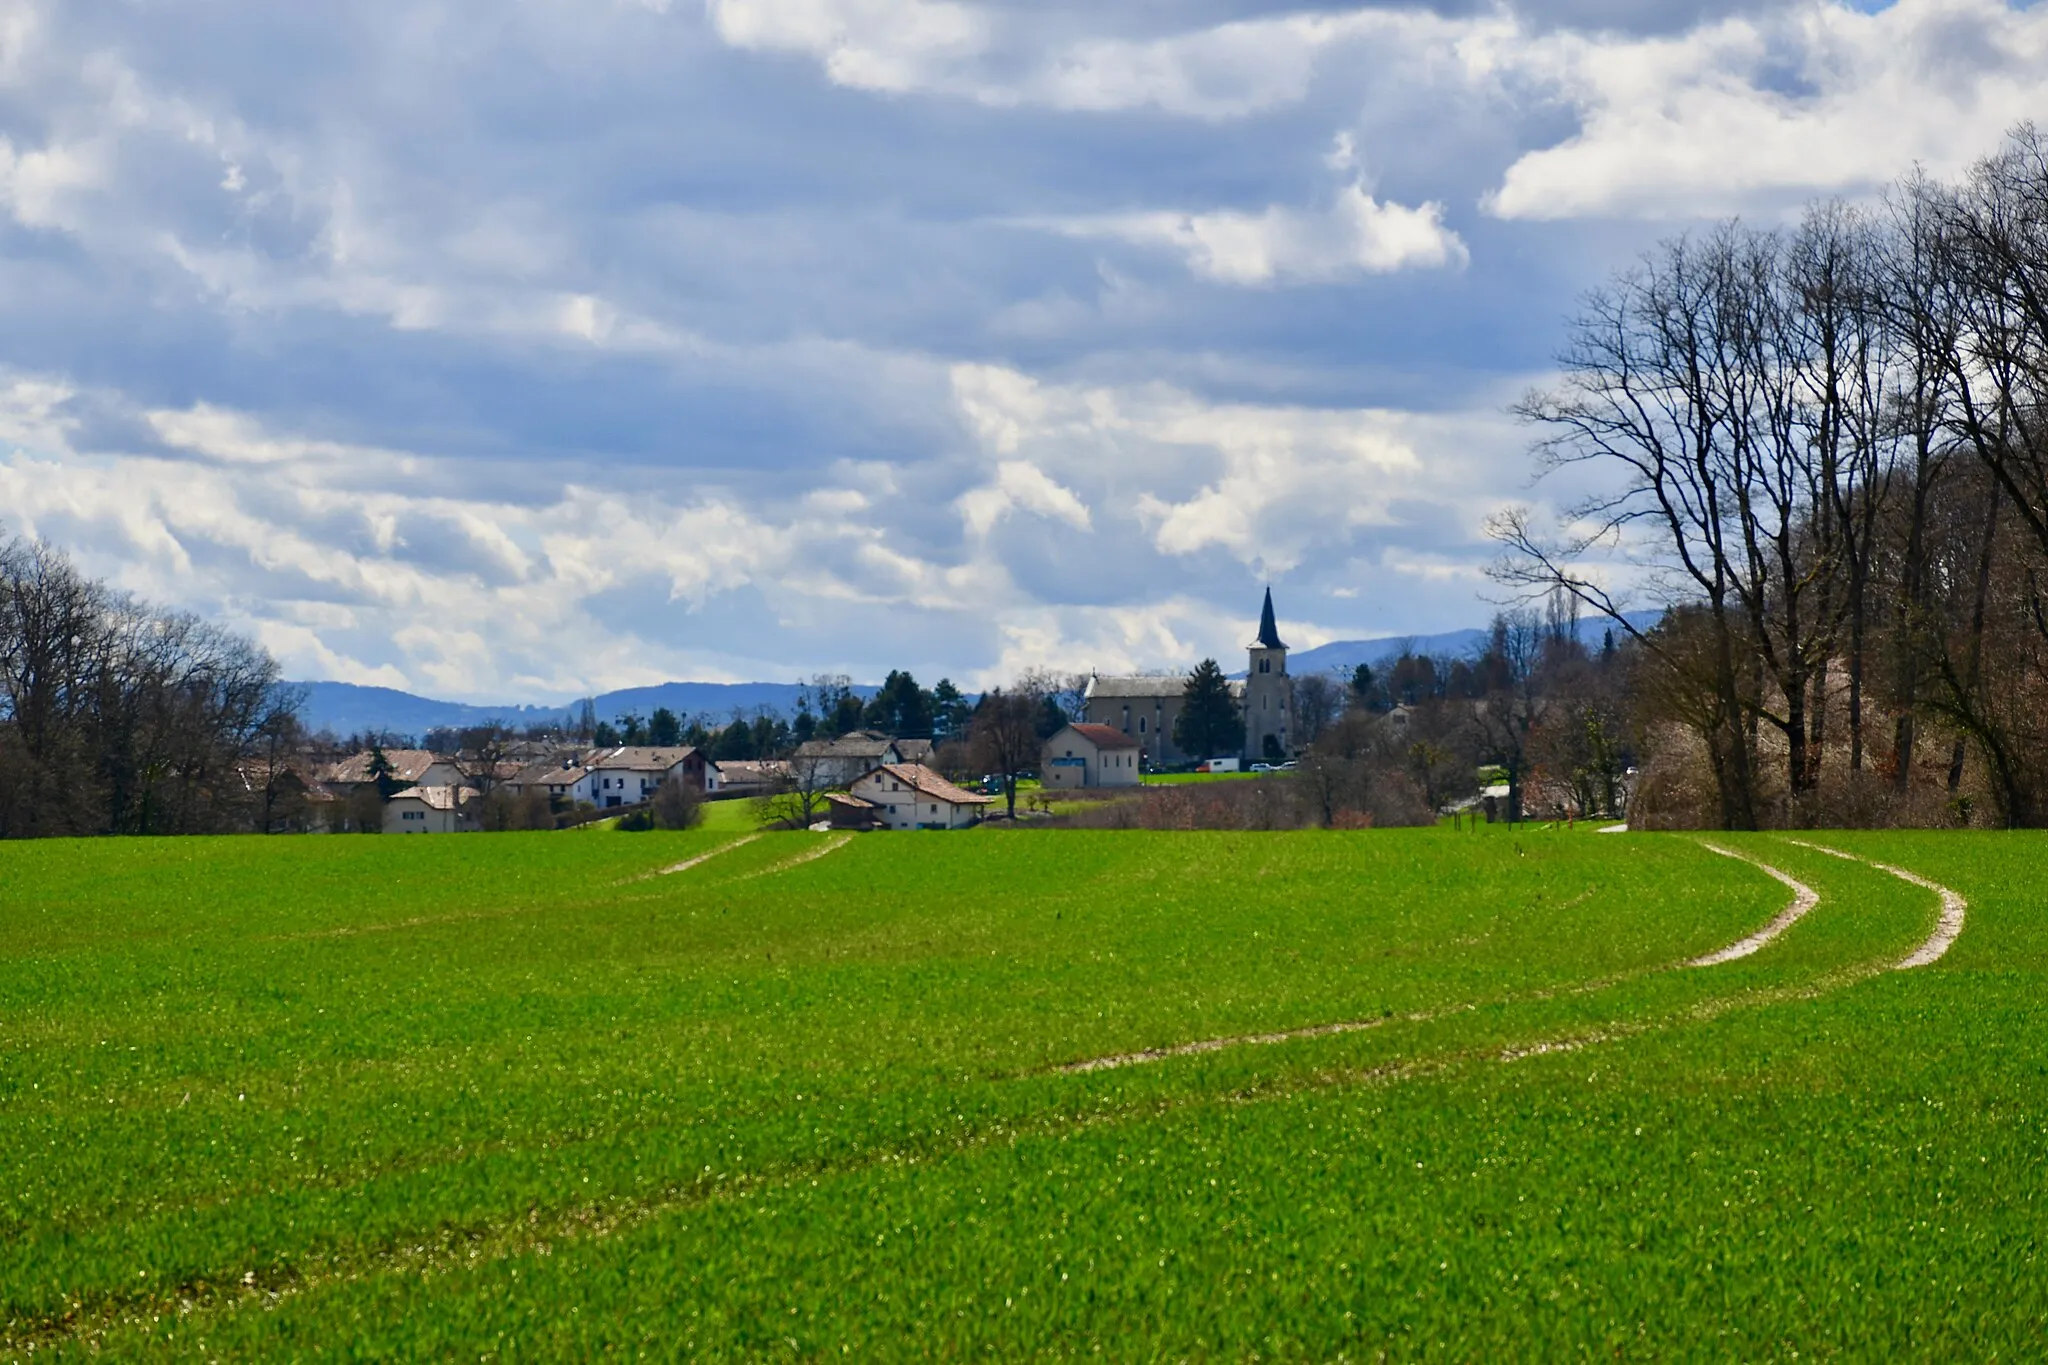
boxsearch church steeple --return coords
[1255,587,1287,650]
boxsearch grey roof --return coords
[795,732,899,759]
[1086,675,1187,701]
[584,746,701,772]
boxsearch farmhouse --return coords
[847,763,994,830]
[383,784,478,833]
[1041,723,1142,790]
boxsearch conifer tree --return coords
[1173,659,1244,763]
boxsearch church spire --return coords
[1255,587,1287,650]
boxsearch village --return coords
[284,590,1325,835]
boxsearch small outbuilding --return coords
[1041,723,1143,790]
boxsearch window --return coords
[1259,658,1270,674]
[1138,716,1147,734]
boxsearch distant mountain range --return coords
[292,611,1664,737]
[1284,611,1665,678]
[292,680,875,739]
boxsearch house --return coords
[894,737,936,766]
[319,748,464,795]
[846,763,994,830]
[581,746,721,808]
[793,731,903,788]
[384,784,479,833]
[507,760,598,805]
[1041,723,1143,790]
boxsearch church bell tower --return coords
[1244,587,1293,763]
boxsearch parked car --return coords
[1249,762,1273,773]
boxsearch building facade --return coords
[1081,589,1295,767]
[1042,723,1144,789]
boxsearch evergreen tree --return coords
[865,670,933,738]
[712,719,757,761]
[1172,659,1243,763]
[930,679,972,741]
[1350,662,1374,704]
[648,707,682,747]
[367,745,400,801]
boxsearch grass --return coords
[2,827,2041,1356]
[1143,770,1268,784]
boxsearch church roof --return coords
[1086,675,1186,700]
[1254,588,1287,650]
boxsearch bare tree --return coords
[1290,672,1344,749]
[755,750,835,829]
[969,689,1040,819]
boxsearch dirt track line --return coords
[1783,838,1967,969]
[1061,1013,1411,1074]
[737,833,854,880]
[1687,842,1821,966]
[643,835,760,879]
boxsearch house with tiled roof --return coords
[580,746,722,807]
[507,760,598,805]
[1041,722,1143,790]
[846,763,994,830]
[319,748,463,794]
[383,784,480,834]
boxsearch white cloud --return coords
[1483,0,2048,219]
[1039,182,1467,284]
[947,362,1519,579]
[956,459,1092,535]
[705,0,988,93]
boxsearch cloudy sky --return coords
[0,0,2042,700]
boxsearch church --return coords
[1080,589,1296,768]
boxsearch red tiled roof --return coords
[865,763,995,806]
[1066,723,1140,750]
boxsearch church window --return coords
[1259,659,1270,674]
[1138,716,1147,733]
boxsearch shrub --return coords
[652,779,705,831]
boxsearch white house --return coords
[1041,723,1143,790]
[847,763,994,830]
[507,761,599,805]
[583,746,721,808]
[383,785,479,834]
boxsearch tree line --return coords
[1492,125,2048,830]
[0,532,303,837]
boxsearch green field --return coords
[3,827,2042,1356]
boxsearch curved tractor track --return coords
[1056,834,1964,1078]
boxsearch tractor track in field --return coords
[1063,842,1830,1076]
[638,834,761,880]
[1782,838,1967,968]
[735,832,854,880]
[1687,842,1822,966]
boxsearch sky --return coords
[0,0,2043,702]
